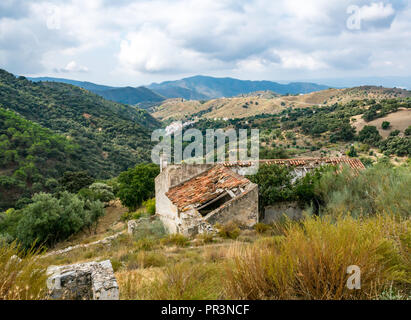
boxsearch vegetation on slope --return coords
[0,69,160,181]
[0,108,82,210]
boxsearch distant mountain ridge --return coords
[28,76,165,108]
[28,75,331,105]
[148,75,331,100]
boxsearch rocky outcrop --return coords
[47,260,119,300]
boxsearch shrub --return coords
[347,146,358,157]
[314,164,411,218]
[196,233,214,245]
[143,198,156,215]
[379,136,411,157]
[215,222,241,240]
[132,218,166,241]
[87,182,115,202]
[15,192,104,248]
[381,121,391,130]
[161,234,190,247]
[254,223,271,234]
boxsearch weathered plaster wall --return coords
[263,201,303,223]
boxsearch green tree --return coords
[347,146,358,157]
[381,121,390,130]
[358,126,382,146]
[246,164,294,211]
[60,171,94,193]
[15,192,104,248]
[117,163,160,211]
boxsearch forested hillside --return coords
[0,109,83,210]
[0,69,161,209]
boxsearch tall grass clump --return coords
[118,263,225,300]
[0,242,47,300]
[315,164,411,218]
[225,214,410,300]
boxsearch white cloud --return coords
[0,0,410,85]
[55,61,89,73]
[360,2,395,21]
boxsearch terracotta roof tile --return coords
[166,165,251,211]
[223,157,365,170]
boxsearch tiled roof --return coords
[223,157,365,170]
[166,165,251,211]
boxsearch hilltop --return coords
[152,86,411,121]
[148,75,329,100]
[0,69,161,209]
[28,76,165,108]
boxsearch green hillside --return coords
[0,108,83,210]
[0,70,161,200]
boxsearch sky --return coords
[0,0,410,87]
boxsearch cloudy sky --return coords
[0,0,410,86]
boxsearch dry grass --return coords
[118,262,225,300]
[0,242,48,300]
[224,213,410,300]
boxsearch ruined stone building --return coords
[155,157,364,235]
[155,163,258,235]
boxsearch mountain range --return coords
[147,75,330,100]
[28,75,331,106]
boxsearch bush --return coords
[382,121,391,130]
[254,223,271,234]
[161,234,190,247]
[88,183,115,202]
[143,198,156,215]
[15,192,104,248]
[215,222,241,240]
[131,218,166,241]
[315,164,411,218]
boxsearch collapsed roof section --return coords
[166,165,252,213]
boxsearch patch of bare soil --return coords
[352,109,411,138]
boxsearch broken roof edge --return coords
[223,157,365,170]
